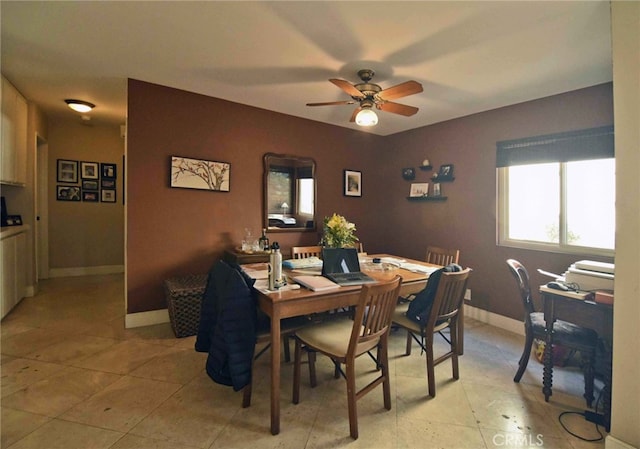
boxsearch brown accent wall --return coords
[127,79,613,320]
[381,83,614,320]
[48,118,124,269]
[127,79,385,313]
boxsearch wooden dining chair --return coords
[506,259,598,407]
[392,268,471,397]
[291,245,323,259]
[292,276,402,439]
[426,246,460,266]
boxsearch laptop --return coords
[321,247,376,286]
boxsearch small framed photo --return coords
[344,169,362,197]
[101,179,116,189]
[409,183,429,197]
[5,215,23,226]
[82,180,99,190]
[82,191,99,202]
[101,189,116,203]
[80,161,99,179]
[57,159,78,183]
[432,183,441,197]
[433,164,454,181]
[57,185,81,201]
[101,163,117,179]
[402,167,416,180]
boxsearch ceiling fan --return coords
[306,69,423,126]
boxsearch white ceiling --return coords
[1,1,612,136]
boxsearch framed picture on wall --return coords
[82,191,99,202]
[344,169,362,197]
[82,180,99,190]
[57,159,78,183]
[80,161,99,179]
[56,185,81,201]
[101,189,117,203]
[101,163,117,179]
[409,183,429,197]
[170,156,230,192]
[101,179,116,189]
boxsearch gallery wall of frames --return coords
[56,159,118,203]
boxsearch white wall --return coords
[609,2,640,449]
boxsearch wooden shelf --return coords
[406,196,447,202]
[430,177,455,183]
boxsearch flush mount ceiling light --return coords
[355,106,378,127]
[65,99,95,113]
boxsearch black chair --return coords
[506,259,598,407]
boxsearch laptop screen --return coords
[321,248,361,275]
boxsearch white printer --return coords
[563,260,614,292]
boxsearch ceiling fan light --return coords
[65,99,95,113]
[355,108,378,126]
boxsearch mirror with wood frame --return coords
[263,153,316,232]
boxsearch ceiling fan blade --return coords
[349,107,362,122]
[378,101,419,116]
[377,80,423,101]
[330,78,365,98]
[306,100,355,107]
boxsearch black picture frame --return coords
[402,167,416,180]
[101,163,117,179]
[56,185,81,201]
[5,215,23,226]
[82,180,99,190]
[101,189,116,203]
[82,191,99,202]
[101,179,116,189]
[344,169,362,197]
[57,159,78,183]
[432,164,455,181]
[80,161,99,179]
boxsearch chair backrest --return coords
[349,276,402,356]
[506,259,535,317]
[291,245,323,259]
[426,246,460,266]
[427,268,471,330]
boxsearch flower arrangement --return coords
[321,213,359,248]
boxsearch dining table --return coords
[247,254,444,435]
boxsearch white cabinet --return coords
[1,228,27,319]
[1,76,27,185]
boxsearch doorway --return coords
[36,136,49,280]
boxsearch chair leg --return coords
[292,338,302,404]
[451,323,460,380]
[380,340,391,410]
[242,383,252,408]
[513,332,535,382]
[405,330,413,355]
[346,358,359,439]
[426,337,436,397]
[582,350,595,408]
[308,350,317,388]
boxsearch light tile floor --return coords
[1,274,607,448]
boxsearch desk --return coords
[255,254,438,435]
[539,286,613,430]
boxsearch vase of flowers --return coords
[321,213,359,248]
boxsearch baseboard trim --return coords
[606,435,638,449]
[125,308,169,329]
[49,265,125,278]
[464,304,525,336]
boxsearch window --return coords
[497,126,615,255]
